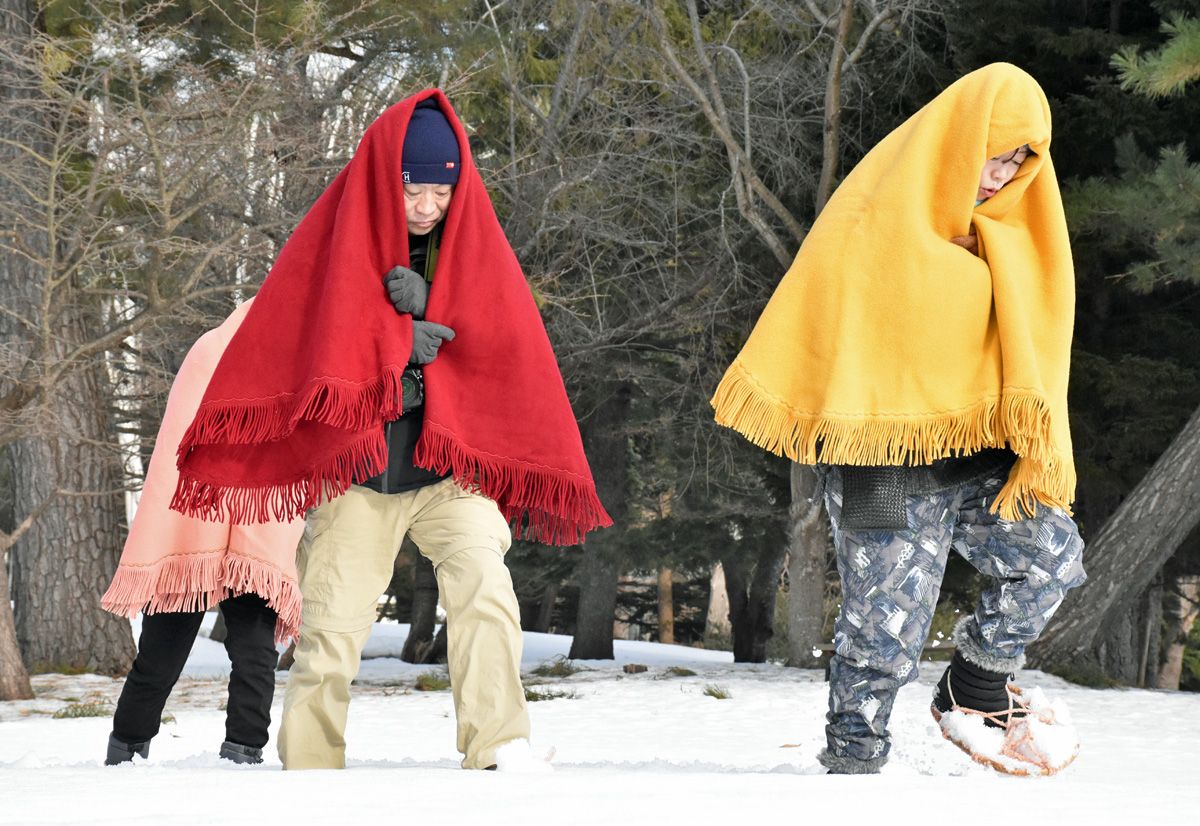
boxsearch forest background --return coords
[1,0,1197,701]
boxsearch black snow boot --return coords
[105,733,150,765]
[932,651,1026,729]
[219,740,264,764]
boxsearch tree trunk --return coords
[533,581,560,633]
[781,2,855,672]
[1088,581,1163,688]
[429,623,448,664]
[568,384,631,660]
[1029,401,1200,682]
[1137,575,1164,687]
[568,548,621,659]
[657,567,675,644]
[0,0,133,676]
[815,0,856,216]
[0,0,37,698]
[11,382,136,674]
[722,537,786,663]
[401,548,440,664]
[704,562,731,645]
[1158,579,1199,690]
[7,305,135,675]
[0,489,45,699]
[785,465,828,668]
[0,551,32,699]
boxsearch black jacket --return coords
[358,230,450,495]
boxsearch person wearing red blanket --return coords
[169,91,611,771]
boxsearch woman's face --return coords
[978,145,1030,201]
[404,183,453,234]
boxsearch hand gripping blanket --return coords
[170,90,611,545]
[711,63,1076,519]
[102,299,304,643]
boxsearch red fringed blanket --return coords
[171,89,611,545]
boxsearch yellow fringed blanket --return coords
[711,63,1076,519]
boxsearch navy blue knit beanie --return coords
[402,99,460,185]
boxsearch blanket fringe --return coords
[711,360,1075,517]
[417,421,613,546]
[171,428,387,525]
[177,366,407,457]
[990,453,1075,521]
[101,551,302,644]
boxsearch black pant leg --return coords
[111,609,205,744]
[219,593,279,749]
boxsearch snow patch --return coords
[8,752,45,769]
[2,630,1196,825]
[494,739,554,773]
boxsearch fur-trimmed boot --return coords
[932,651,1024,728]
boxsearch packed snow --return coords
[2,617,1197,825]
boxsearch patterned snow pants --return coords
[820,463,1086,769]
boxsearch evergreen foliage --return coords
[1114,12,1200,97]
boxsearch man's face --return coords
[977,145,1030,202]
[404,183,453,235]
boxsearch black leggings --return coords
[112,593,279,749]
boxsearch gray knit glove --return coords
[409,321,455,365]
[384,265,429,318]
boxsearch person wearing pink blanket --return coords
[100,299,304,765]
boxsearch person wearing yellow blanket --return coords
[711,64,1086,775]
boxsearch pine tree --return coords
[1113,13,1200,98]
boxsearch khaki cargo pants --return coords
[278,479,530,770]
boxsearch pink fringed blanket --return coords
[101,300,303,643]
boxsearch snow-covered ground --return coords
[2,618,1197,826]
